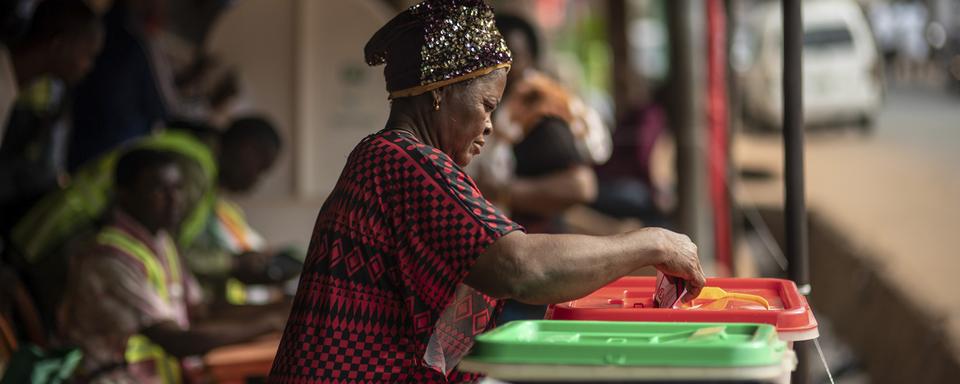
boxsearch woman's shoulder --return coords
[366,129,418,148]
[356,129,453,169]
[347,129,411,162]
[350,129,472,192]
[357,129,415,152]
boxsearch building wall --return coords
[293,0,393,199]
[206,0,393,247]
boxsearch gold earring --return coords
[434,97,441,111]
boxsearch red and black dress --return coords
[268,130,522,383]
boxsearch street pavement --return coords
[734,83,960,382]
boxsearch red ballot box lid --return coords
[546,277,819,341]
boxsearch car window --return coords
[804,25,854,50]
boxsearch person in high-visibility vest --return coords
[10,127,218,326]
[179,117,302,306]
[58,149,285,384]
[12,117,297,322]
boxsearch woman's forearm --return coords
[508,165,597,216]
[467,228,669,305]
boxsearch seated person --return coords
[180,117,301,305]
[10,127,219,327]
[470,14,610,234]
[0,0,103,245]
[58,149,284,384]
[67,0,169,171]
[593,88,671,227]
[0,0,103,148]
[12,116,296,321]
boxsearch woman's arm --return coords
[465,227,704,305]
[507,165,597,217]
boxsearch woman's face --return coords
[435,70,507,167]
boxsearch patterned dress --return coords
[268,130,522,383]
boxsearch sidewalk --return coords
[734,130,960,382]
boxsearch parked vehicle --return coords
[736,0,883,132]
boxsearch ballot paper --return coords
[653,271,688,308]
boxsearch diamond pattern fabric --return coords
[269,130,521,383]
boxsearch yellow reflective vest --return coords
[95,226,184,384]
[12,130,217,263]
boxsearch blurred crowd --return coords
[0,0,306,382]
[0,0,674,383]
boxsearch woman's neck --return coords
[384,99,440,148]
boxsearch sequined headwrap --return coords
[365,0,512,99]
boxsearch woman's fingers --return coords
[651,228,705,302]
[682,281,703,303]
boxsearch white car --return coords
[736,0,883,131]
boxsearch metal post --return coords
[782,0,809,305]
[606,0,630,125]
[783,0,810,382]
[668,0,714,271]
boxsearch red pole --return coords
[707,0,732,276]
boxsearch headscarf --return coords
[365,0,512,99]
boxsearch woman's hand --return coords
[646,228,706,302]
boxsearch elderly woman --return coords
[268,1,704,383]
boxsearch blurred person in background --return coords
[178,116,303,307]
[592,82,672,228]
[470,13,611,233]
[156,0,242,128]
[10,116,295,325]
[469,13,611,322]
[0,0,102,259]
[68,0,245,171]
[0,0,102,149]
[58,148,285,384]
[68,0,169,171]
[0,0,39,43]
[167,54,241,128]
